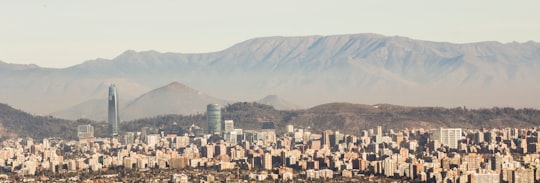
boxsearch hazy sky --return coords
[1,0,539,68]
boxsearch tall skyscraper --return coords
[207,104,221,134]
[108,84,119,137]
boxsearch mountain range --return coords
[1,33,540,120]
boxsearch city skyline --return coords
[1,1,539,181]
[2,120,538,182]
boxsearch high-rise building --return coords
[175,135,190,148]
[77,124,94,139]
[322,130,333,149]
[224,120,234,134]
[227,131,238,145]
[123,132,135,145]
[432,128,462,149]
[263,152,272,170]
[207,104,221,134]
[375,126,383,144]
[108,84,120,137]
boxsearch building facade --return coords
[224,120,234,134]
[77,124,94,139]
[432,128,462,149]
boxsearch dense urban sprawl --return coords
[1,121,540,182]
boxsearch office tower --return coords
[202,144,215,158]
[331,131,344,147]
[432,128,462,149]
[175,136,190,148]
[207,104,221,134]
[263,152,272,170]
[322,130,333,149]
[108,84,120,137]
[146,134,159,149]
[77,124,94,139]
[228,131,238,145]
[375,126,383,144]
[124,132,135,145]
[224,120,234,134]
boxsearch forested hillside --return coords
[2,102,540,140]
[122,102,540,135]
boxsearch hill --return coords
[121,82,228,121]
[0,103,108,140]
[2,101,540,139]
[51,98,125,122]
[123,102,540,135]
[1,34,540,117]
[291,103,540,134]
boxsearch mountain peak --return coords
[128,81,203,103]
[161,81,196,92]
[260,94,280,101]
[122,82,228,120]
[257,95,301,110]
[112,49,139,60]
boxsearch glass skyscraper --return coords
[108,84,119,137]
[207,104,221,134]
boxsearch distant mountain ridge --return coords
[1,33,540,118]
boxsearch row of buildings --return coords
[3,120,540,183]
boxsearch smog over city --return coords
[0,1,539,182]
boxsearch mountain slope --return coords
[121,82,228,121]
[50,98,132,121]
[256,95,301,110]
[0,103,77,140]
